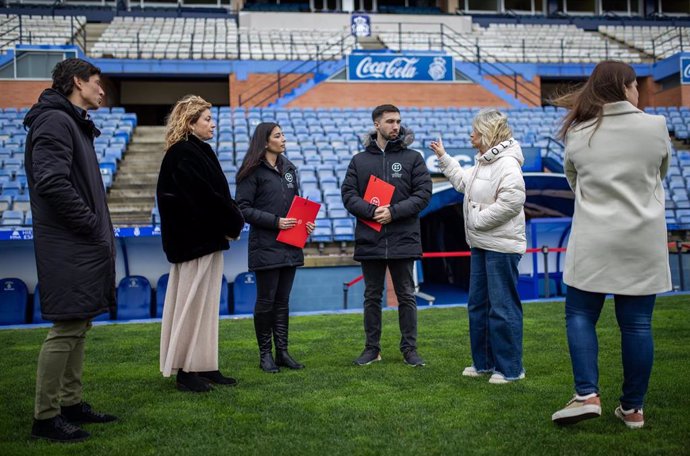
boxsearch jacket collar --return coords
[602,101,641,117]
[476,138,524,166]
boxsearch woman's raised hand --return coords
[429,137,446,158]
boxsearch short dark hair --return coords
[51,58,101,97]
[372,104,400,122]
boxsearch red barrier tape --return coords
[345,276,364,287]
[343,244,689,288]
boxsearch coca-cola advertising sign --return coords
[347,53,454,82]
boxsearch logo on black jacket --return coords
[391,162,403,178]
[284,172,295,188]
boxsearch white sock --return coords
[575,392,598,401]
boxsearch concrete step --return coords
[126,143,165,152]
[118,162,162,171]
[108,188,157,199]
[114,174,160,184]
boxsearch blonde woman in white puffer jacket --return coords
[430,108,527,385]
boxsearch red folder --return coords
[276,196,321,248]
[361,175,395,232]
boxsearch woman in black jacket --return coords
[236,122,314,373]
[157,95,244,392]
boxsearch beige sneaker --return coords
[462,366,488,377]
[552,394,601,425]
[615,406,644,429]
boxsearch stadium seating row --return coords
[0,14,85,53]
[0,273,259,325]
[3,14,678,63]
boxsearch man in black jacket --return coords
[341,104,432,367]
[24,59,117,442]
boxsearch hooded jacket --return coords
[236,155,304,271]
[156,134,245,264]
[437,138,526,254]
[23,89,116,321]
[341,127,432,261]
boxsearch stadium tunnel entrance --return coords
[418,174,575,305]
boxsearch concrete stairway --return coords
[107,126,165,226]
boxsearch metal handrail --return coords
[436,23,542,107]
[651,26,685,61]
[238,31,354,108]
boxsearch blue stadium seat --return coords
[0,277,28,325]
[116,275,152,320]
[155,273,168,318]
[233,272,256,314]
[32,284,49,324]
[311,219,333,243]
[219,275,229,315]
[333,218,355,242]
[1,209,23,225]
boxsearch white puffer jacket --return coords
[437,138,526,254]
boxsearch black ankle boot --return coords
[176,370,212,392]
[275,350,305,370]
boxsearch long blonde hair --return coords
[472,108,512,152]
[165,95,212,150]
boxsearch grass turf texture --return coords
[0,296,688,455]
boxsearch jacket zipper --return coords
[278,164,292,266]
[383,147,388,260]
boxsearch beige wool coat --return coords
[563,101,672,295]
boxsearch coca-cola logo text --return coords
[355,57,419,79]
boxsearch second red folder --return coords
[361,175,395,232]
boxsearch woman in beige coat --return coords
[551,61,671,429]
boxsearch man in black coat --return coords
[24,58,117,442]
[341,104,432,367]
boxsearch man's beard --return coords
[381,131,399,141]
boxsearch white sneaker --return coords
[489,372,525,384]
[461,366,486,377]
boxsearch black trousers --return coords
[360,259,417,353]
[255,267,297,315]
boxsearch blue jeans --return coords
[565,286,656,409]
[468,248,523,379]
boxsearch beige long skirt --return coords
[160,250,224,377]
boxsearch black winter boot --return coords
[273,304,304,369]
[254,311,279,373]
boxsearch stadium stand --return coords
[90,17,355,60]
[142,105,690,233]
[0,14,85,53]
[377,23,644,63]
[0,107,137,228]
[598,25,689,59]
